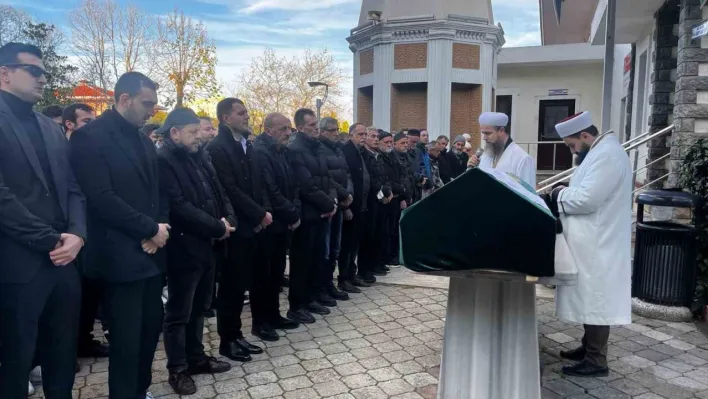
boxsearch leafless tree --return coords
[0,6,31,46]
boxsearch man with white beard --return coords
[467,112,536,187]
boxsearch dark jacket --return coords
[207,124,266,237]
[70,108,166,282]
[158,140,236,268]
[360,146,392,201]
[252,133,301,233]
[395,150,415,202]
[0,92,86,284]
[286,132,336,222]
[446,150,469,179]
[341,141,370,214]
[380,150,410,202]
[319,136,352,204]
[434,152,453,184]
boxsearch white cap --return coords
[479,112,509,127]
[462,133,471,140]
[555,111,593,138]
[464,141,472,149]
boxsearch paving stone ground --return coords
[30,269,708,399]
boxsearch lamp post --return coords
[307,81,329,120]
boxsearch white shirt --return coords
[233,132,247,153]
[479,140,536,188]
[555,133,632,325]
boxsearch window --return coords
[496,95,513,137]
[537,99,575,170]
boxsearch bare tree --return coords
[0,6,31,46]
[236,47,348,129]
[153,9,219,108]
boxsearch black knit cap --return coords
[378,130,392,140]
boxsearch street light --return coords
[308,81,329,121]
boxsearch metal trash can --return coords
[632,189,703,307]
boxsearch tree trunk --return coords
[176,83,184,108]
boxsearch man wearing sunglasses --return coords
[0,42,86,398]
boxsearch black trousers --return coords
[289,219,328,309]
[388,206,401,262]
[163,260,214,372]
[211,242,226,308]
[217,235,272,340]
[582,324,610,367]
[338,212,365,283]
[78,274,107,349]
[358,201,383,275]
[0,264,80,399]
[105,274,164,399]
[264,231,289,318]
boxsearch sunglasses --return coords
[1,63,52,81]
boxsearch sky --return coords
[6,0,542,116]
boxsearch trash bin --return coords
[632,189,704,307]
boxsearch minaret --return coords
[347,0,504,144]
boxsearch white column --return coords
[373,43,393,131]
[427,35,453,140]
[480,43,495,113]
[352,49,360,122]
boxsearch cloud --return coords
[493,0,541,47]
[239,0,359,14]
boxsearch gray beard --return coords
[484,141,505,157]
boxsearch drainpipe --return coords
[601,0,617,133]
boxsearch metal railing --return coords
[515,141,567,172]
[535,125,674,194]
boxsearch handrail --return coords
[536,125,674,192]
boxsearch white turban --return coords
[555,111,593,138]
[479,112,509,127]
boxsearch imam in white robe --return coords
[438,139,540,399]
[555,133,632,326]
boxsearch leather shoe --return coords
[561,360,609,377]
[271,316,300,330]
[251,325,280,342]
[287,309,315,324]
[219,341,252,362]
[338,280,361,294]
[560,346,586,362]
[372,267,388,276]
[169,370,197,395]
[188,356,232,374]
[306,301,331,315]
[317,293,337,307]
[358,274,376,284]
[78,340,110,358]
[236,338,264,354]
[327,285,350,301]
[353,275,372,287]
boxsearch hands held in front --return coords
[467,155,480,168]
[49,233,84,266]
[321,206,337,219]
[343,209,353,221]
[400,200,408,210]
[381,192,394,204]
[220,218,236,240]
[254,212,273,232]
[288,219,301,231]
[342,194,353,208]
[142,223,171,255]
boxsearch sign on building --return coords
[692,20,708,40]
[548,89,568,96]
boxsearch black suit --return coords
[70,108,166,399]
[359,147,391,276]
[446,150,469,179]
[207,125,272,337]
[0,90,85,398]
[158,141,236,372]
[339,141,370,284]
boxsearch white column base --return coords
[437,277,541,399]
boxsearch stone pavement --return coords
[32,268,708,399]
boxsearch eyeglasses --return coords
[1,64,52,81]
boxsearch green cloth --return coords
[400,168,556,276]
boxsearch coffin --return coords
[399,168,556,277]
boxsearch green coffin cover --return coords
[399,168,556,277]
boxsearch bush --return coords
[678,138,708,315]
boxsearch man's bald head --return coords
[264,112,292,146]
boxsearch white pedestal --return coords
[437,276,541,399]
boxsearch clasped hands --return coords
[141,223,171,255]
[50,233,84,266]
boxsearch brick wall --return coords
[390,83,428,132]
[450,83,483,146]
[394,43,428,70]
[452,43,481,70]
[357,86,374,127]
[360,49,374,75]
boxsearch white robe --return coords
[555,134,632,326]
[479,142,537,188]
[438,140,540,399]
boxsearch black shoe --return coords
[306,301,331,315]
[383,265,391,272]
[560,346,586,362]
[271,316,300,330]
[352,275,372,287]
[358,274,376,284]
[78,340,110,358]
[169,370,197,395]
[338,280,361,294]
[561,360,609,377]
[372,267,388,276]
[203,309,216,318]
[287,309,316,324]
[236,338,264,354]
[317,293,337,307]
[252,325,280,342]
[282,276,290,287]
[219,341,252,362]
[388,258,401,266]
[188,356,232,375]
[327,286,350,301]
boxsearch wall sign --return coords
[548,89,568,96]
[692,20,708,40]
